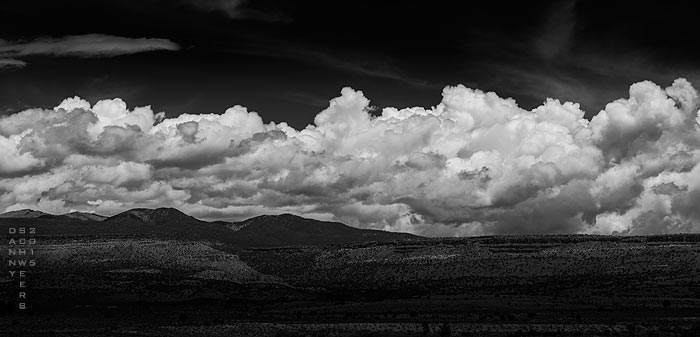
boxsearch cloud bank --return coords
[0,34,179,69]
[1,79,700,236]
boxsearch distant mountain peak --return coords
[0,209,51,218]
[228,213,308,232]
[0,209,110,221]
[64,211,107,222]
[110,207,193,223]
[225,213,418,246]
[258,213,306,221]
[0,208,418,247]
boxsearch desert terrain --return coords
[1,210,699,336]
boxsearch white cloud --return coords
[0,34,179,69]
[0,34,179,58]
[1,78,700,236]
[0,133,43,175]
[0,58,26,69]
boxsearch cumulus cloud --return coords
[1,78,700,236]
[0,34,179,69]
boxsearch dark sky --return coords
[1,0,699,129]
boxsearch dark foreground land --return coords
[1,220,700,336]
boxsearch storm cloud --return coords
[1,79,699,236]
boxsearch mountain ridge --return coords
[0,209,52,218]
[108,207,195,223]
[0,208,419,247]
[227,213,418,246]
[0,209,107,221]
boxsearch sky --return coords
[2,0,700,236]
[3,0,700,126]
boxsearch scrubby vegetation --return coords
[2,233,700,336]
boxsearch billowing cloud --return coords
[1,78,699,236]
[0,34,179,70]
